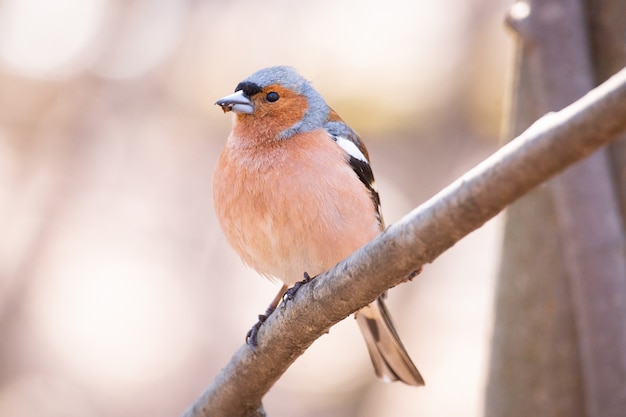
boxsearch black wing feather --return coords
[324,121,384,227]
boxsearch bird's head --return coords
[215,66,329,140]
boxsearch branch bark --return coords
[181,66,626,417]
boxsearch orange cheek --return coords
[269,94,308,127]
[234,86,309,141]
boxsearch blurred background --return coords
[0,0,513,416]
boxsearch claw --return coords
[245,274,315,349]
[244,284,288,349]
[246,314,268,349]
[404,267,422,282]
[284,272,314,302]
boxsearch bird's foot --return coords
[283,272,314,302]
[246,272,315,348]
[245,284,290,349]
[246,313,268,349]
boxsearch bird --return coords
[212,66,424,386]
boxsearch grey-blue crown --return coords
[244,66,308,92]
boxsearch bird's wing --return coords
[324,111,384,228]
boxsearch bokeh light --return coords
[0,0,106,78]
[29,247,195,389]
[0,0,513,416]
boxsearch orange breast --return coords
[212,128,381,285]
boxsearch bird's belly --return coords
[228,181,379,284]
[213,132,380,285]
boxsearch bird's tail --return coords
[355,296,425,386]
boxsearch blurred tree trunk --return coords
[486,1,626,417]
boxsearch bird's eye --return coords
[266,92,280,102]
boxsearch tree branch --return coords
[181,66,626,417]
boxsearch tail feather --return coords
[356,296,425,386]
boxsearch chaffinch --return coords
[213,66,424,386]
